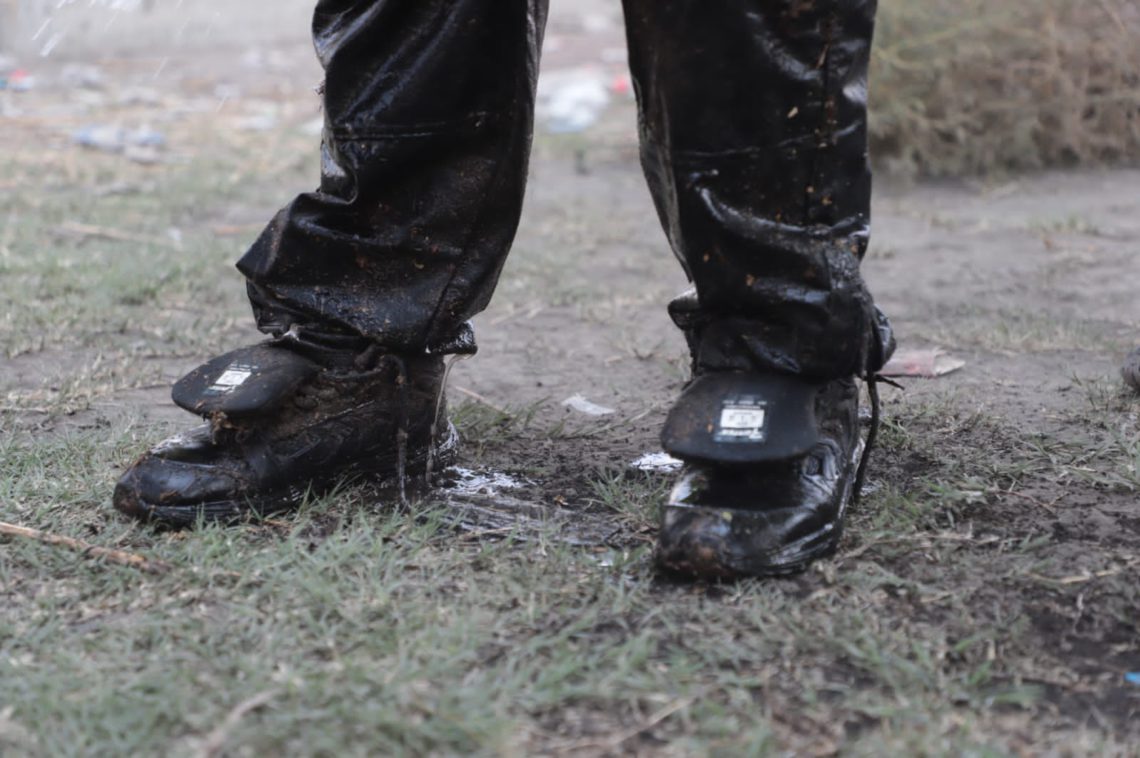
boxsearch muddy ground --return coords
[1,1,1138,755]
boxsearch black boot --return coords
[113,340,453,526]
[657,371,863,578]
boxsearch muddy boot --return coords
[657,372,863,578]
[113,340,454,526]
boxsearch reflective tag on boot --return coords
[172,344,321,418]
[662,372,824,465]
[715,399,768,443]
[208,365,256,394]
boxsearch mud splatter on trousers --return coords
[236,0,890,381]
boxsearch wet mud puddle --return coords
[433,466,618,546]
[431,456,678,547]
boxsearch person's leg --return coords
[624,0,884,379]
[621,0,892,576]
[241,0,548,355]
[113,0,549,525]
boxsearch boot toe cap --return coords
[113,441,250,525]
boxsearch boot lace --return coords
[852,374,902,504]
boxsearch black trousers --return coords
[236,0,888,381]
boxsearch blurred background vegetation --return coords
[2,0,1137,178]
[871,0,1140,176]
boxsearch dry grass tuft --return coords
[871,0,1140,176]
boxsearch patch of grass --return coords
[5,382,1138,755]
[917,306,1128,353]
[586,467,670,531]
[451,398,547,459]
[0,117,317,423]
[1027,213,1104,237]
[872,0,1140,176]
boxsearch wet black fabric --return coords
[237,0,886,380]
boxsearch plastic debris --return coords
[562,394,616,417]
[536,68,610,134]
[73,125,127,152]
[73,124,166,155]
[1126,672,1140,686]
[0,69,34,92]
[630,452,683,474]
[118,87,162,107]
[880,348,966,378]
[61,63,105,90]
[128,127,165,148]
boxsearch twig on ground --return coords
[993,488,1059,516]
[552,696,695,754]
[455,526,522,541]
[0,521,171,574]
[841,532,1002,562]
[194,690,281,758]
[1026,557,1139,586]
[57,221,179,249]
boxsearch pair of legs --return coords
[240,0,884,377]
[115,0,892,578]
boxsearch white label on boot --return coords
[715,399,768,443]
[207,364,255,394]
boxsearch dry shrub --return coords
[870,0,1140,176]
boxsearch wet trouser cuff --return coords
[246,281,479,363]
[669,283,895,382]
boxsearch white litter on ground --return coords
[562,394,616,416]
[629,452,683,474]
